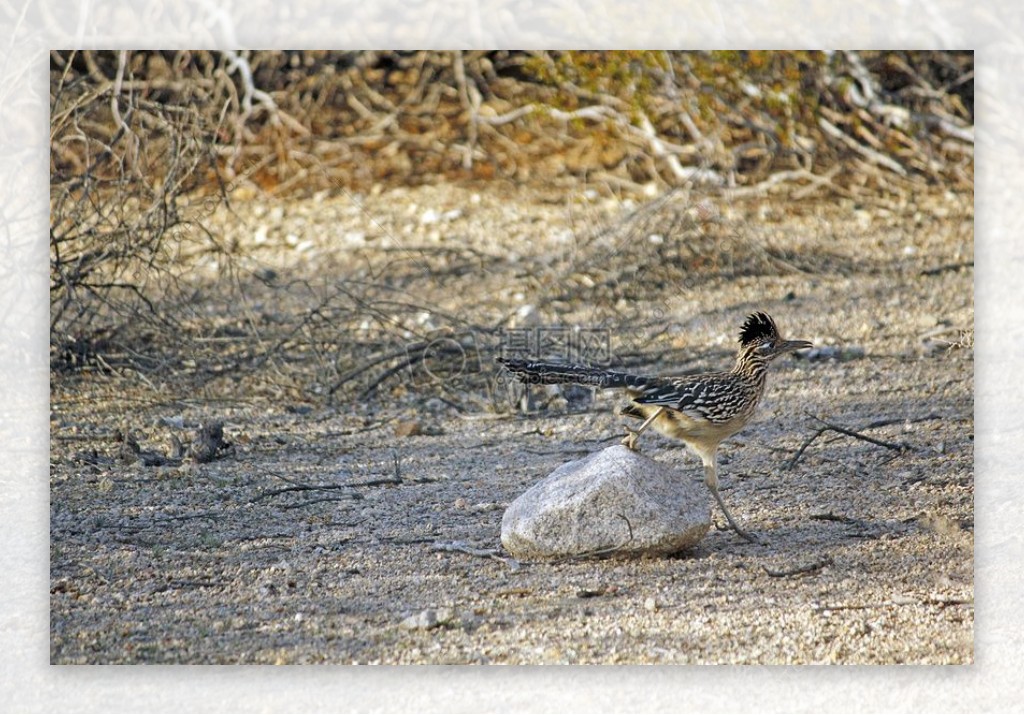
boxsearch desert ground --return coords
[50,182,973,664]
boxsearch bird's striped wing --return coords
[632,373,750,423]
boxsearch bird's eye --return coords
[758,342,774,352]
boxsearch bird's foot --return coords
[715,519,761,544]
[621,428,641,452]
[734,526,762,545]
[712,514,761,544]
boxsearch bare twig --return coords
[249,481,357,503]
[785,428,828,470]
[763,555,834,578]
[806,413,915,451]
[920,261,973,276]
[814,594,972,613]
[810,512,862,524]
[724,167,849,200]
[431,540,521,570]
[787,413,918,469]
[109,50,136,167]
[818,117,907,176]
[249,471,406,503]
[280,496,358,509]
[344,477,404,488]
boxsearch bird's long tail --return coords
[496,357,649,390]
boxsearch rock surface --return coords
[501,445,710,559]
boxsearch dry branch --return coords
[50,51,973,407]
[786,413,927,469]
[763,555,834,578]
[431,540,522,570]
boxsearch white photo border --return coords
[9,1,1011,711]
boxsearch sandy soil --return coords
[50,182,973,664]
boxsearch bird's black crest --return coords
[739,312,779,345]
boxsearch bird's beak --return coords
[779,338,813,353]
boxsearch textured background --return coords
[6,0,1016,712]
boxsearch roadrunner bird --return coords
[497,312,812,542]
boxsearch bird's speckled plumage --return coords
[497,311,813,542]
[498,311,803,432]
[626,312,789,430]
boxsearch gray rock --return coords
[501,445,710,560]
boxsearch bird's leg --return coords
[703,457,759,543]
[621,406,665,451]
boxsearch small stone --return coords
[399,607,454,630]
[423,398,446,413]
[157,414,185,429]
[394,420,422,438]
[254,267,277,282]
[511,304,539,328]
[644,597,658,612]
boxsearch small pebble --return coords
[394,420,422,437]
[399,608,453,630]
